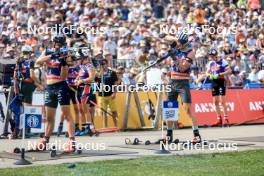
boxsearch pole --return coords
[14,105,32,165]
[155,100,170,154]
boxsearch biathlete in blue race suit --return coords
[206,48,232,127]
[35,34,76,152]
[75,49,95,136]
[57,55,81,137]
[12,45,44,139]
[166,30,202,144]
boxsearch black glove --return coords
[51,51,60,58]
[58,48,69,66]
[170,41,177,49]
[94,76,101,82]
[167,49,174,56]
[59,58,68,66]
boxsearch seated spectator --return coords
[0,44,5,56]
[246,30,257,51]
[116,66,125,85]
[34,63,46,91]
[196,72,211,87]
[190,66,199,84]
[235,29,246,46]
[223,43,234,61]
[248,0,261,11]
[161,68,169,85]
[256,34,264,50]
[229,67,243,87]
[239,71,251,86]
[123,67,138,85]
[258,67,264,84]
[103,50,113,68]
[248,65,259,83]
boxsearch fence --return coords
[1,87,264,135]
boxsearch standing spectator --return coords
[95,59,118,128]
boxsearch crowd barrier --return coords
[1,89,264,134]
[181,89,264,126]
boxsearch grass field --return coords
[1,150,264,176]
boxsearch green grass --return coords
[1,150,264,176]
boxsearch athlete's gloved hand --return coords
[59,58,68,66]
[50,50,61,58]
[168,48,177,56]
[209,74,219,80]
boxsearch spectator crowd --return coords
[1,0,264,89]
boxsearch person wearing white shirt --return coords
[103,37,117,56]
[258,69,264,84]
[248,65,259,83]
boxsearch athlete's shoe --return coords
[212,117,222,127]
[154,138,169,144]
[10,128,19,139]
[34,140,48,151]
[88,129,95,137]
[64,140,76,153]
[192,129,202,144]
[166,135,173,143]
[191,136,202,144]
[166,129,173,143]
[75,130,82,136]
[25,128,31,138]
[79,130,88,136]
[222,118,230,127]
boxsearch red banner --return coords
[190,89,264,126]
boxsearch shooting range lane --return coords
[111,139,255,151]
[1,125,264,168]
[0,150,138,162]
[221,136,264,142]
